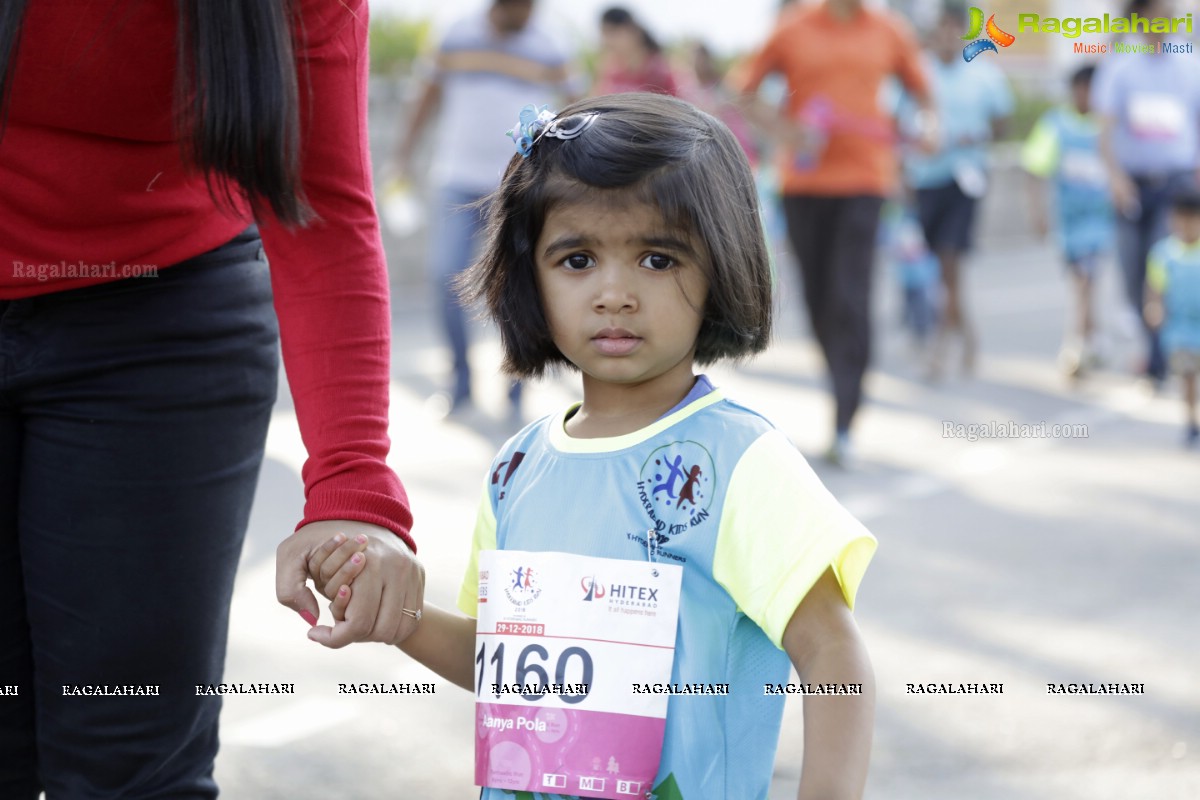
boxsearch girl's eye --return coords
[562,254,595,271]
[640,253,676,271]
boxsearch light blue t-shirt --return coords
[459,383,877,800]
[900,54,1013,189]
[1020,107,1114,260]
[1147,237,1200,353]
[1092,43,1200,175]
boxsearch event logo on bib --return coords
[578,571,662,614]
[580,575,606,601]
[635,441,715,536]
[503,565,542,607]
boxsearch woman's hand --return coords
[275,519,425,648]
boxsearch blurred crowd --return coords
[379,0,1200,453]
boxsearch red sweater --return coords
[0,0,415,550]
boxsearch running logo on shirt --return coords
[635,442,715,536]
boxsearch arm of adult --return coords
[988,64,1015,143]
[1099,116,1138,217]
[1144,244,1168,330]
[890,16,938,154]
[390,76,442,182]
[1091,62,1138,216]
[727,15,815,155]
[264,0,423,644]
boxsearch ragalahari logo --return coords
[962,6,1016,61]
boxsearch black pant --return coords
[783,195,885,434]
[1117,172,1191,382]
[0,227,279,799]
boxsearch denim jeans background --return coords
[0,226,279,799]
[429,186,489,405]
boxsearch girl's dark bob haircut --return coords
[461,92,773,379]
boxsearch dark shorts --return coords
[1065,250,1103,279]
[916,180,978,254]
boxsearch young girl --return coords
[308,93,877,800]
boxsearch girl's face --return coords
[534,197,709,401]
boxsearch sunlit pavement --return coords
[213,239,1200,799]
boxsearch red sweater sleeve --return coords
[259,0,415,551]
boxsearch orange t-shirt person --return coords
[735,0,933,197]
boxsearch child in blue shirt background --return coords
[1145,187,1200,447]
[880,201,939,351]
[1022,64,1114,380]
[899,6,1013,379]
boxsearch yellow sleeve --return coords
[456,476,498,617]
[1021,115,1061,179]
[712,430,877,648]
[1147,250,1166,293]
[1142,248,1171,296]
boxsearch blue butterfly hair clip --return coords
[506,104,599,158]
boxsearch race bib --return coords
[475,549,683,799]
[1128,92,1188,140]
[1059,149,1107,187]
[953,162,988,199]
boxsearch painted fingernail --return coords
[333,533,347,544]
[352,553,363,564]
[355,534,368,544]
[299,610,318,627]
[338,586,348,597]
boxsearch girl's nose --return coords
[592,267,638,313]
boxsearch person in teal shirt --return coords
[1022,64,1114,379]
[1145,187,1200,446]
[899,5,1012,380]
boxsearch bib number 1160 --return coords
[475,641,593,705]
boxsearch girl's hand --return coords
[306,532,370,601]
[327,582,353,625]
[276,520,425,648]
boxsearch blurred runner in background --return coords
[593,6,678,96]
[1096,0,1200,390]
[1145,187,1200,447]
[680,41,758,167]
[389,0,574,418]
[899,3,1011,381]
[1022,64,1114,381]
[880,200,940,352]
[734,0,935,466]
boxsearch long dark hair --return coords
[0,0,312,226]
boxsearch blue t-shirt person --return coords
[1021,106,1114,262]
[1148,237,1200,354]
[900,54,1013,190]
